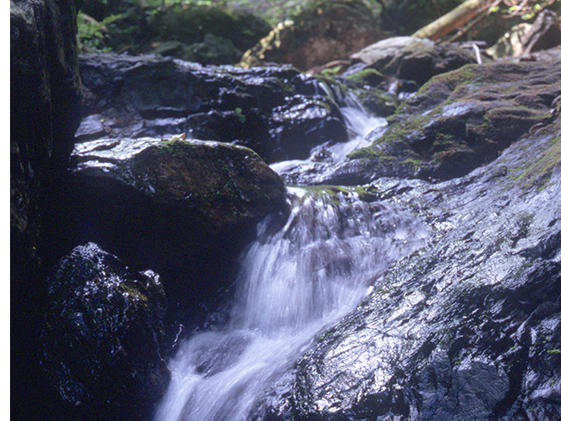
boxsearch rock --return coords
[43,243,170,421]
[10,0,82,417]
[487,23,532,59]
[332,60,561,183]
[253,100,561,421]
[347,36,480,87]
[61,137,288,310]
[77,53,350,163]
[239,0,385,71]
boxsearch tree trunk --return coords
[412,0,491,41]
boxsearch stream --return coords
[155,102,429,421]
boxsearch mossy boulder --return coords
[60,137,288,311]
[239,0,385,71]
[150,3,271,53]
[144,3,271,65]
[43,242,169,421]
[339,60,561,182]
[347,36,480,88]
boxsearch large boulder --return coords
[239,0,385,71]
[324,60,561,184]
[253,96,561,421]
[77,53,350,163]
[58,137,288,310]
[43,243,170,421]
[346,36,480,88]
[144,3,272,65]
[10,0,81,418]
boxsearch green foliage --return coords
[235,107,247,123]
[77,11,127,53]
[487,0,559,21]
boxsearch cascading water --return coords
[155,186,428,421]
[270,88,387,179]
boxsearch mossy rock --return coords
[150,3,271,54]
[66,137,288,309]
[345,61,561,182]
[239,0,385,71]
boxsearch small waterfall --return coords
[155,187,428,421]
[270,89,386,178]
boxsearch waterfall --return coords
[155,187,428,421]
[270,90,387,178]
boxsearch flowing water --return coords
[155,185,428,421]
[155,99,427,421]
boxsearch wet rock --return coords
[254,101,561,421]
[333,60,561,184]
[63,137,288,310]
[346,36,480,87]
[78,53,349,163]
[43,243,169,421]
[239,0,385,71]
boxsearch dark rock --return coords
[61,137,288,311]
[10,0,82,418]
[334,60,561,184]
[384,0,465,34]
[239,0,385,71]
[147,3,271,59]
[77,53,351,163]
[254,101,561,421]
[43,243,170,421]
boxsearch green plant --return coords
[489,0,558,20]
[77,11,127,53]
[235,107,247,123]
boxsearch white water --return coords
[155,187,428,421]
[270,93,387,175]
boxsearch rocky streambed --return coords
[12,21,561,421]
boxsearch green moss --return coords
[518,135,561,189]
[157,139,194,156]
[417,64,477,96]
[119,283,147,302]
[402,158,428,170]
[299,184,380,204]
[344,68,385,86]
[347,147,383,160]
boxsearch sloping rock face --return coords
[309,60,561,185]
[43,243,170,421]
[59,138,287,310]
[253,103,561,421]
[239,0,384,71]
[77,53,350,163]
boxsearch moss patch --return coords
[520,135,561,189]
